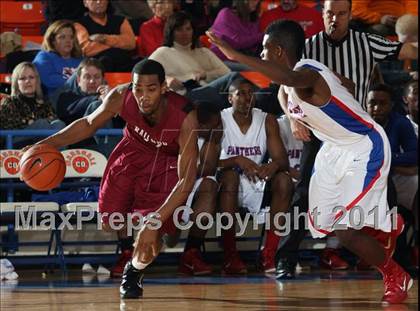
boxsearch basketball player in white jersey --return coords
[278,115,303,182]
[207,20,412,304]
[218,77,293,274]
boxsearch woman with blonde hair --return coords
[33,20,82,96]
[0,62,65,146]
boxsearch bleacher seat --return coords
[240,71,271,89]
[104,72,131,88]
[60,149,107,213]
[0,73,12,84]
[0,1,45,35]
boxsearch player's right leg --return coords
[219,169,247,275]
[335,224,412,304]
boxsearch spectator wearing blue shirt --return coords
[33,20,82,97]
[367,83,418,169]
[367,83,418,270]
[403,80,418,137]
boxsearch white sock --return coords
[131,257,150,270]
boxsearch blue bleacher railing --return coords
[0,129,123,149]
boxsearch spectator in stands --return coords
[403,80,418,136]
[0,32,39,73]
[0,62,65,145]
[350,0,418,36]
[210,0,263,70]
[259,0,323,38]
[75,0,137,72]
[402,79,419,270]
[43,0,86,25]
[55,58,110,125]
[138,0,175,57]
[367,83,418,270]
[110,0,153,35]
[367,84,418,204]
[396,14,418,44]
[33,20,83,97]
[395,14,418,81]
[217,78,292,274]
[149,11,230,96]
[178,0,232,35]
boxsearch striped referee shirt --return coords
[304,29,402,109]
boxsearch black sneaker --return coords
[120,261,144,299]
[275,258,296,280]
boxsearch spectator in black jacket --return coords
[55,58,109,124]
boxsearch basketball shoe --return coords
[111,249,133,278]
[120,261,144,299]
[320,248,349,270]
[379,258,413,304]
[178,248,212,275]
[222,252,247,275]
[276,258,296,279]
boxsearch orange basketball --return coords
[19,144,66,191]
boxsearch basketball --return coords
[19,144,66,191]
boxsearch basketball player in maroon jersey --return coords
[27,59,222,299]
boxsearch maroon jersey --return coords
[98,88,191,225]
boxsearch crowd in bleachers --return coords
[0,0,418,280]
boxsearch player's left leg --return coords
[261,171,293,273]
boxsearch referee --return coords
[276,0,418,279]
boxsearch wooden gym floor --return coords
[1,267,418,311]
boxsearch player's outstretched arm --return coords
[206,31,318,89]
[31,84,128,149]
[207,31,332,106]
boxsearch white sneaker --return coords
[97,265,110,275]
[0,259,17,280]
[81,263,96,274]
[3,271,18,280]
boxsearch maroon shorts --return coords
[99,139,179,235]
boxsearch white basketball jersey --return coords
[278,115,303,170]
[284,59,387,147]
[220,107,267,164]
